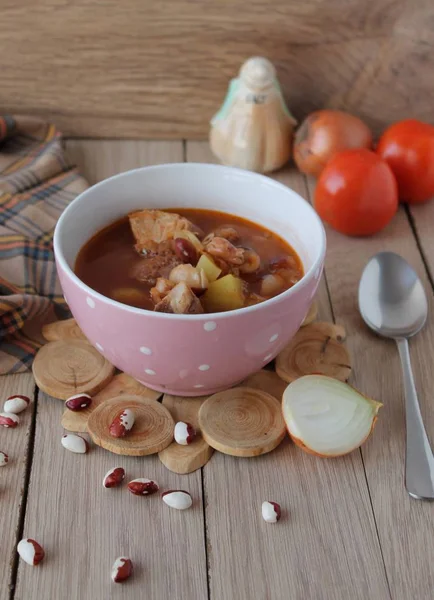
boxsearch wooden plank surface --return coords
[2,1,434,138]
[187,141,391,600]
[13,141,207,600]
[0,374,35,600]
[64,140,183,184]
[305,180,434,600]
[14,395,207,600]
[408,201,434,283]
[5,137,434,599]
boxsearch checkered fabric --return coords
[0,116,88,374]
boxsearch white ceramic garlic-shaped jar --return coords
[210,57,296,174]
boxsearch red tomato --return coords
[376,119,434,204]
[314,149,398,236]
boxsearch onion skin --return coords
[288,414,380,458]
[293,110,373,177]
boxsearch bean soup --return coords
[75,208,303,314]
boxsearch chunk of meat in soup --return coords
[154,281,204,314]
[203,226,240,245]
[205,237,245,265]
[129,209,202,253]
[205,254,239,277]
[129,241,181,286]
[150,277,174,304]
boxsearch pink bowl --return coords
[54,163,326,396]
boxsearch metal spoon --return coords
[358,251,434,500]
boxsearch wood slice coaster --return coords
[242,369,287,401]
[61,373,162,433]
[198,387,286,457]
[32,340,115,400]
[87,395,174,456]
[275,321,351,384]
[158,395,214,474]
[42,318,87,342]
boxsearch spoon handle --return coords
[396,337,434,500]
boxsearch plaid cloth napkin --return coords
[0,115,88,374]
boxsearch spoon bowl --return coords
[359,251,428,339]
[359,251,434,501]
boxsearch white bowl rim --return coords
[54,162,326,321]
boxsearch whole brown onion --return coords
[293,109,372,177]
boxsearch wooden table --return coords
[2,139,434,600]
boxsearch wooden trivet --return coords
[276,321,351,383]
[36,302,341,466]
[198,387,286,457]
[32,340,115,400]
[87,395,174,456]
[158,394,214,474]
[61,372,162,433]
[42,318,87,342]
[242,369,287,400]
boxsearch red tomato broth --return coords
[74,208,304,312]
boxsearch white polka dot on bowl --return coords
[194,384,205,389]
[269,334,279,343]
[95,343,104,352]
[263,353,273,362]
[198,364,210,371]
[144,369,156,376]
[203,321,217,332]
[86,297,95,308]
[140,346,152,356]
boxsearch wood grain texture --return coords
[14,140,207,600]
[241,369,287,400]
[275,321,351,383]
[408,202,434,282]
[199,387,286,457]
[32,340,115,400]
[159,394,214,474]
[87,395,174,456]
[14,394,207,600]
[62,373,161,433]
[202,439,392,600]
[42,318,87,342]
[65,140,184,184]
[2,1,434,138]
[0,374,35,598]
[306,178,434,600]
[9,136,434,599]
[187,142,391,599]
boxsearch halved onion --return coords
[282,375,382,457]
